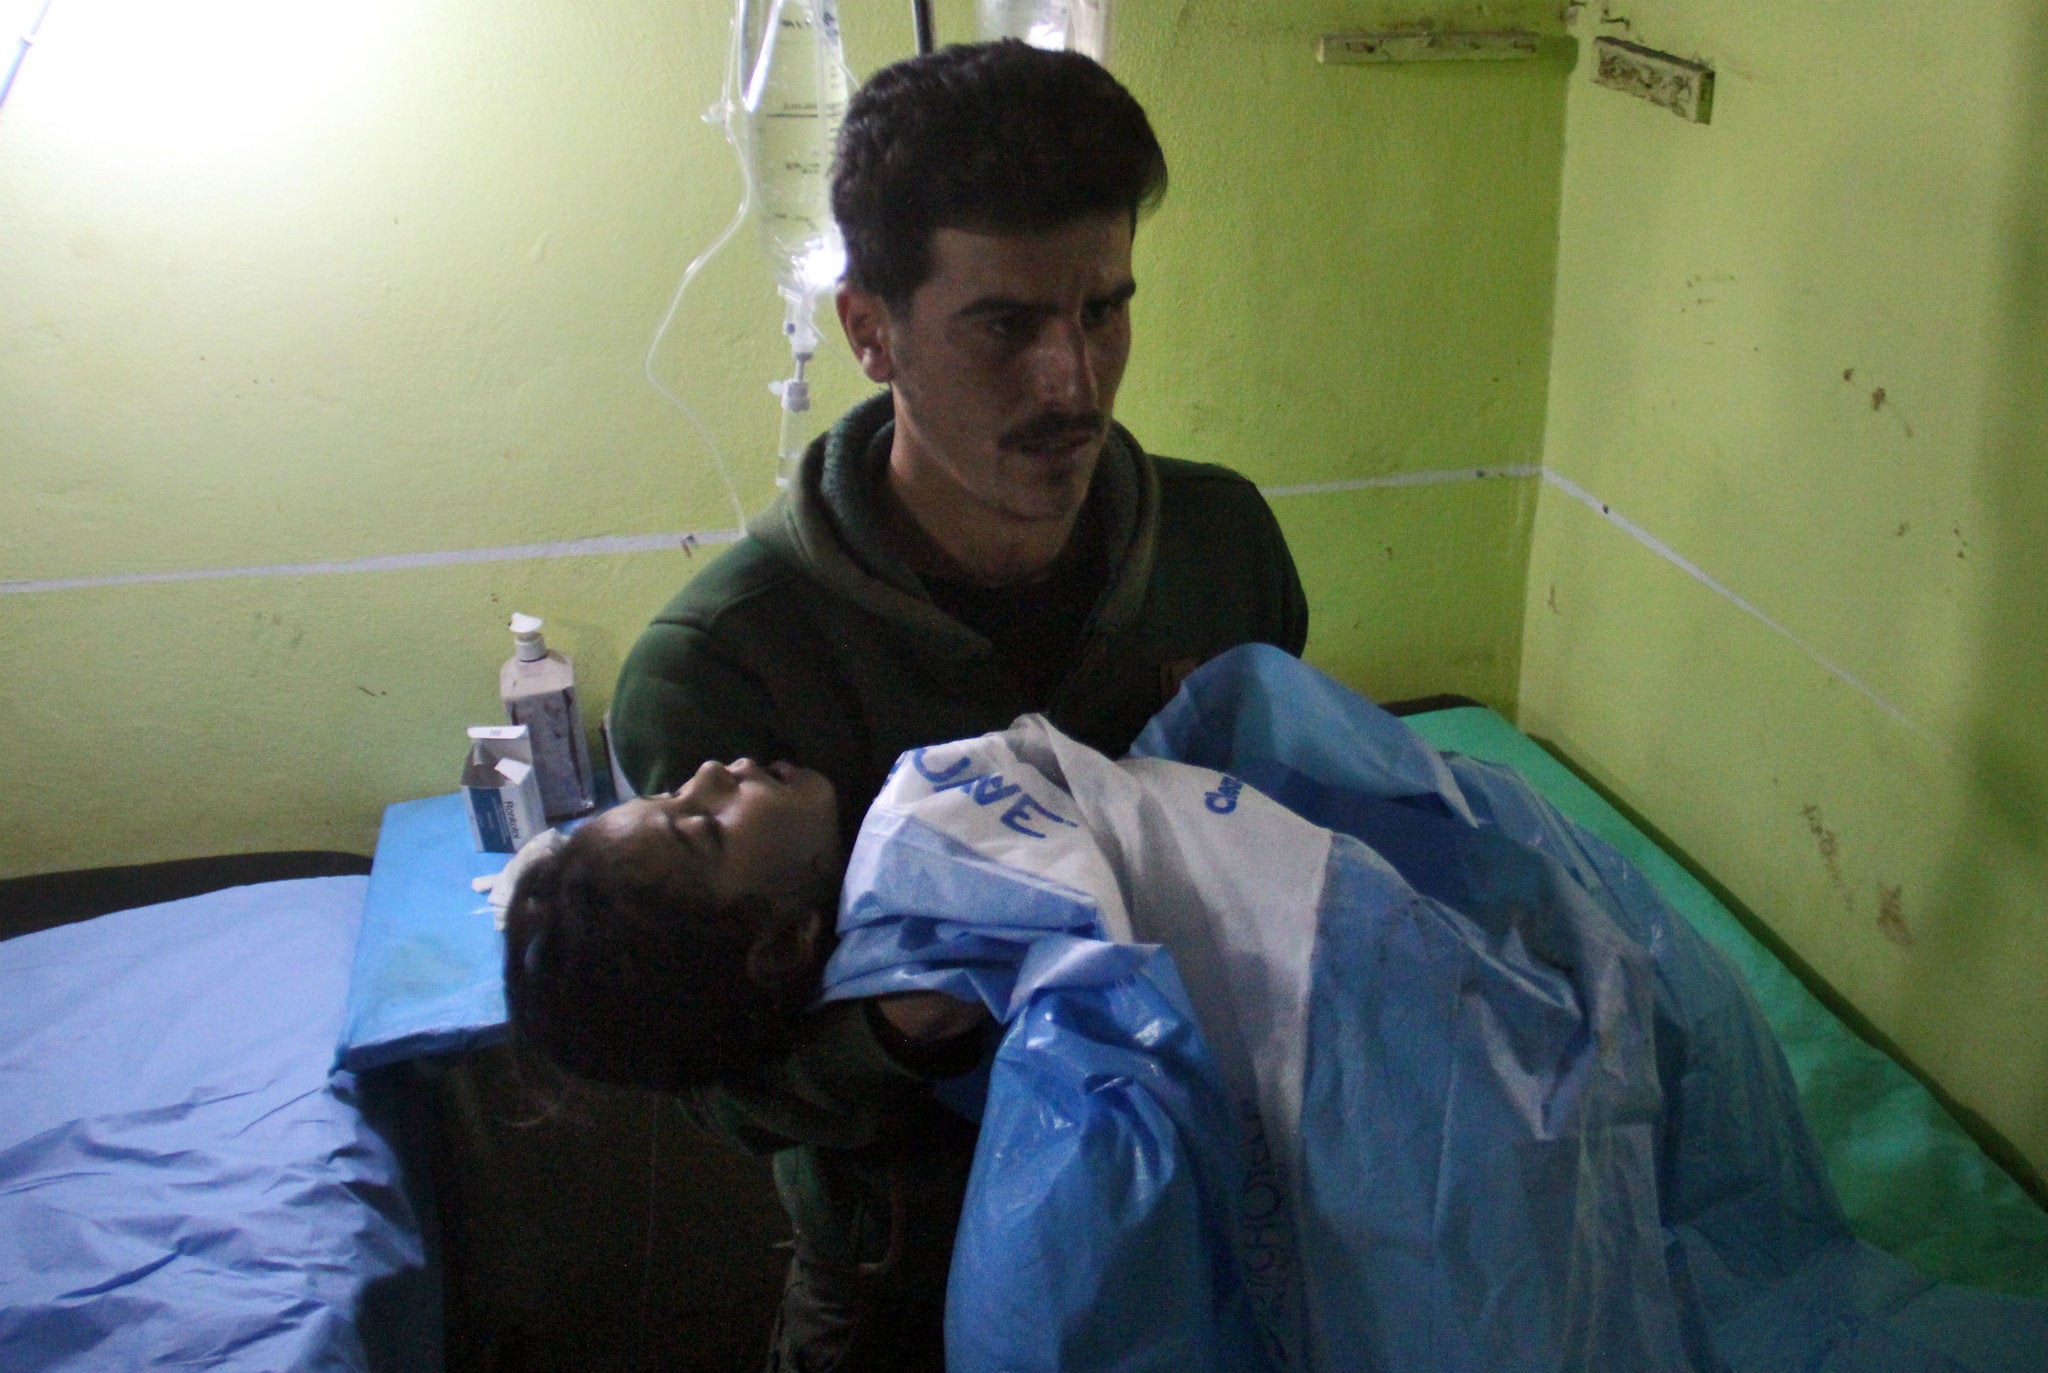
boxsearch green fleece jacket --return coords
[610,390,1306,1270]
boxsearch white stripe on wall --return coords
[0,528,743,596]
[1259,465,1541,498]
[10,470,1536,595]
[0,466,1936,744]
[1531,470,1936,745]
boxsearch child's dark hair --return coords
[502,826,823,1092]
[832,39,1168,310]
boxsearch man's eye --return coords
[1083,300,1121,329]
[984,311,1035,341]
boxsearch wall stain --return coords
[1802,803,1842,881]
[1895,521,1910,537]
[252,611,304,653]
[1848,372,1913,436]
[1876,883,1914,947]
[1802,803,1856,911]
[247,611,306,676]
[1547,583,1559,613]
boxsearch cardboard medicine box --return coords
[463,725,546,853]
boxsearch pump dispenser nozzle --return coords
[509,613,548,662]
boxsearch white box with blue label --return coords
[462,725,546,853]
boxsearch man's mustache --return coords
[1000,412,1108,451]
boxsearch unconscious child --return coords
[503,646,2048,1373]
[503,756,843,1092]
[502,754,984,1094]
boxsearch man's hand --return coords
[871,991,990,1045]
[865,991,993,1079]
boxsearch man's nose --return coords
[1028,317,1098,409]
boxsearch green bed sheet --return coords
[1407,706,2048,1299]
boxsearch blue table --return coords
[336,793,519,1071]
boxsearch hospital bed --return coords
[0,856,437,1371]
[3,700,2042,1372]
[0,852,788,1373]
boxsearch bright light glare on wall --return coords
[29,0,384,150]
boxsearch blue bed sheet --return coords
[0,877,436,1372]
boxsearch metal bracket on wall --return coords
[1318,30,1539,63]
[1592,37,1714,123]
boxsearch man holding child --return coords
[605,39,1306,1372]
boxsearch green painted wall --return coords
[0,1,1566,876]
[1110,1,1564,699]
[1524,1,2048,1176]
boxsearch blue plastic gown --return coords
[819,645,2048,1373]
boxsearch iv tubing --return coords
[643,199,753,534]
[642,0,761,534]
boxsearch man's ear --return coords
[745,901,827,996]
[837,285,895,384]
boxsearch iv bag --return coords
[737,0,850,326]
[979,0,1112,61]
[642,0,854,522]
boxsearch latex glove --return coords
[471,827,565,929]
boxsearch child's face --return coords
[585,759,841,902]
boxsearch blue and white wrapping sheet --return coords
[0,878,435,1372]
[820,644,2048,1373]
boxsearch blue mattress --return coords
[0,877,436,1372]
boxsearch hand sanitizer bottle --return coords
[501,613,596,820]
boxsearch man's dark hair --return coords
[832,39,1168,309]
[502,828,820,1092]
